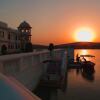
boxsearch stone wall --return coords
[0,49,63,91]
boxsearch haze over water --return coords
[58,49,100,100]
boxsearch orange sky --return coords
[0,0,100,45]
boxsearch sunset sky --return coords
[0,0,100,45]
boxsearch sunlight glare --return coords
[74,27,95,42]
[80,50,88,55]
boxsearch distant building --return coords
[0,21,32,54]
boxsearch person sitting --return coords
[76,54,80,63]
[82,57,87,62]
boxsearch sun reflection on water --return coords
[75,49,95,62]
[80,49,88,55]
[75,49,90,61]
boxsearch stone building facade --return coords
[0,21,32,54]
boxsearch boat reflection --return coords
[75,65,95,82]
[81,68,95,81]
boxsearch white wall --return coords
[0,49,63,91]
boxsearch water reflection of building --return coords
[0,21,32,54]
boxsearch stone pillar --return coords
[67,47,74,64]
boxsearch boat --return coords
[80,54,95,58]
[81,61,95,73]
[68,54,95,71]
[80,55,95,73]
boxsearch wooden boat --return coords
[81,61,95,81]
[80,55,95,73]
[81,61,95,74]
[68,54,95,70]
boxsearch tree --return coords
[48,43,54,57]
[48,43,54,51]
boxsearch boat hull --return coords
[81,61,95,74]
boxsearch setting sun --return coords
[74,27,95,42]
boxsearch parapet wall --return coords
[0,49,63,91]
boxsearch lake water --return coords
[58,49,100,100]
[34,49,100,100]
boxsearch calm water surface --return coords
[58,49,100,100]
[34,49,100,100]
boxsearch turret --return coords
[18,21,32,51]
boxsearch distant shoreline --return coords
[55,42,100,49]
[32,42,100,49]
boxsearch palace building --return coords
[0,21,32,54]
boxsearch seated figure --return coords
[82,57,87,62]
[76,54,80,62]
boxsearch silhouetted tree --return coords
[25,42,33,52]
[48,43,54,57]
[48,43,54,51]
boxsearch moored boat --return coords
[81,61,95,74]
[80,55,95,73]
[69,54,95,71]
